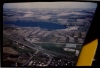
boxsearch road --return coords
[3,35,38,52]
[4,35,39,66]
[32,42,81,45]
[4,35,72,57]
[3,35,73,66]
[22,47,39,66]
[16,56,21,63]
[46,56,53,66]
[22,54,35,66]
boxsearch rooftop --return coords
[65,44,76,48]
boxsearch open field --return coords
[11,44,36,54]
[3,36,12,47]
[3,36,36,54]
[3,47,19,54]
[36,43,75,56]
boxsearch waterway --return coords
[3,21,67,30]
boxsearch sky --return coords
[3,2,97,9]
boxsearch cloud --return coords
[57,13,72,16]
[72,12,93,15]
[23,14,34,17]
[24,11,34,14]
[23,12,34,17]
[16,10,23,12]
[39,15,51,20]
[4,2,97,9]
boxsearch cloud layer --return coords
[4,2,97,9]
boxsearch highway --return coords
[3,35,38,52]
[22,54,35,66]
[3,35,73,66]
[32,42,81,45]
[16,56,21,62]
[4,35,39,66]
[22,48,39,66]
[20,51,39,66]
[45,56,53,66]
[4,35,72,57]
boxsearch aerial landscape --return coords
[3,2,97,66]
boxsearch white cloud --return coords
[72,12,93,15]
[23,13,34,17]
[77,19,87,22]
[24,11,33,14]
[39,15,51,20]
[58,19,67,21]
[16,10,23,12]
[57,13,72,16]
[4,2,97,9]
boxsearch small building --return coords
[68,48,75,52]
[63,48,75,52]
[81,32,86,38]
[69,37,75,43]
[29,61,33,66]
[65,43,76,48]
[75,50,79,56]
[58,36,66,42]
[73,32,79,38]
[78,38,84,43]
[63,48,69,51]
[37,31,45,36]
[42,31,51,37]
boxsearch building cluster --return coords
[28,57,73,66]
[64,44,80,56]
[49,57,73,66]
[49,30,86,43]
[3,25,86,44]
[28,53,49,66]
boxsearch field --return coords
[11,43,36,54]
[3,36,36,54]
[76,45,82,50]
[36,43,76,56]
[3,47,19,54]
[3,36,12,47]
